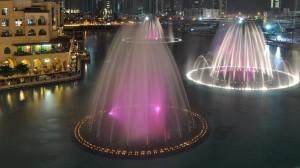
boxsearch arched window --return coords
[38,29,46,35]
[38,16,46,25]
[1,19,9,26]
[4,47,11,54]
[15,29,24,36]
[28,29,36,36]
[27,16,35,26]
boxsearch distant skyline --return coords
[61,0,297,14]
[227,0,294,13]
[200,0,295,13]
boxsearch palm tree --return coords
[0,65,14,77]
[14,63,29,75]
[14,63,29,83]
[0,65,14,85]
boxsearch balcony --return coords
[27,23,36,26]
[14,34,26,37]
[1,34,12,37]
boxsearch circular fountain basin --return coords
[187,66,299,91]
[74,106,208,159]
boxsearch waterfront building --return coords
[0,0,71,83]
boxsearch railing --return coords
[0,72,81,91]
[1,34,13,37]
[14,34,26,36]
[27,23,36,26]
[13,50,69,56]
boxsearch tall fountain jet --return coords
[74,16,208,158]
[187,21,299,91]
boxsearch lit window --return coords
[2,19,9,26]
[28,29,36,36]
[16,29,24,36]
[2,8,8,15]
[27,18,35,26]
[15,19,22,26]
[1,30,9,37]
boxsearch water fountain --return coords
[74,17,208,158]
[187,21,299,91]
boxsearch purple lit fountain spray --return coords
[187,21,299,91]
[74,16,208,158]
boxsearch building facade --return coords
[296,0,300,11]
[183,0,204,9]
[213,0,226,17]
[96,0,113,19]
[0,0,69,75]
[270,0,281,9]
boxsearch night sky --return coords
[227,0,295,13]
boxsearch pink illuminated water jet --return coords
[74,16,208,158]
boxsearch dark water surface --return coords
[1,31,300,168]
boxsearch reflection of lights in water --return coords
[55,86,59,92]
[19,90,25,101]
[273,47,284,68]
[85,64,88,78]
[45,90,51,98]
[275,47,281,58]
[40,87,45,96]
[33,90,38,101]
[54,85,64,93]
[7,93,12,106]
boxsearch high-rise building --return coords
[213,0,227,17]
[184,0,204,9]
[64,0,80,13]
[96,0,113,19]
[113,0,123,14]
[270,0,281,13]
[121,0,156,15]
[119,0,183,16]
[270,0,281,9]
[296,0,300,11]
[173,0,183,11]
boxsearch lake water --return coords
[1,31,300,168]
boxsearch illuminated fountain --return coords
[74,17,208,158]
[122,16,182,43]
[187,21,299,91]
